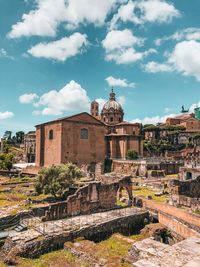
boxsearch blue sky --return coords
[0,0,200,136]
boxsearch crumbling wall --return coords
[112,160,147,177]
[179,167,200,181]
[147,170,165,179]
[171,176,200,198]
[43,176,133,221]
[112,160,182,177]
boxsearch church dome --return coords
[102,90,123,112]
[101,89,124,125]
[103,99,123,111]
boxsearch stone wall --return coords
[158,212,200,239]
[170,176,200,210]
[171,194,200,211]
[2,209,149,262]
[43,176,133,221]
[112,159,182,177]
[171,177,200,198]
[112,160,147,177]
[138,198,200,235]
[179,166,200,180]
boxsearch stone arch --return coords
[185,171,192,180]
[117,176,133,205]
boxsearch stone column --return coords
[110,137,117,158]
[123,137,128,160]
[0,138,3,152]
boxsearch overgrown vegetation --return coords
[126,150,139,160]
[144,139,186,155]
[35,163,82,198]
[17,249,89,267]
[0,152,14,170]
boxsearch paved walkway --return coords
[9,207,146,242]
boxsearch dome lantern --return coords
[101,88,124,125]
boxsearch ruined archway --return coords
[185,172,192,180]
[117,176,133,206]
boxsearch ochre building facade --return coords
[35,90,143,171]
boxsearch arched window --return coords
[110,117,114,122]
[49,129,53,140]
[80,128,88,139]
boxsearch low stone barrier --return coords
[2,208,149,263]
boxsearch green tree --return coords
[126,150,139,160]
[0,152,14,170]
[35,163,82,198]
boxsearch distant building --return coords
[24,131,36,163]
[166,113,200,131]
[144,112,200,145]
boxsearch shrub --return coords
[126,150,139,160]
[0,152,14,170]
[35,163,82,198]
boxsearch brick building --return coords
[91,89,143,159]
[36,113,106,171]
[35,89,143,172]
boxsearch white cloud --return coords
[0,111,14,120]
[140,0,180,23]
[102,29,155,64]
[0,48,14,60]
[105,76,135,88]
[168,40,200,81]
[19,93,39,104]
[110,0,180,29]
[102,29,143,51]
[110,1,140,29]
[33,80,90,115]
[8,0,121,38]
[149,27,200,81]
[95,98,107,111]
[143,61,172,73]
[106,47,156,64]
[28,33,88,61]
[0,49,8,57]
[155,27,200,46]
[131,113,177,125]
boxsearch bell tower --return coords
[90,100,99,118]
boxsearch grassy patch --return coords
[129,232,149,241]
[193,210,200,215]
[18,249,89,267]
[133,186,168,202]
[116,200,127,207]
